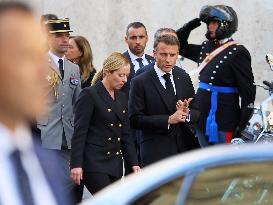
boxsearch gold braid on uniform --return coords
[46,70,59,99]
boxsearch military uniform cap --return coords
[45,18,73,33]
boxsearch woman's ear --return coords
[104,68,110,76]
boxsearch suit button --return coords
[216,65,219,68]
[61,115,64,119]
[117,138,120,141]
[229,51,232,55]
[110,124,114,127]
[62,93,65,96]
[116,152,119,155]
[122,110,126,114]
[211,77,214,80]
[118,124,122,128]
[108,137,111,141]
[108,108,112,112]
[107,152,110,155]
[220,60,223,63]
[213,71,216,74]
[209,83,212,85]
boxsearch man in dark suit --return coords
[122,22,154,169]
[0,2,72,204]
[129,35,200,167]
[122,22,154,96]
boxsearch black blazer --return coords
[81,68,96,89]
[122,50,154,96]
[71,81,138,177]
[129,65,200,166]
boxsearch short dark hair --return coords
[154,28,176,39]
[40,14,58,25]
[126,22,147,36]
[154,35,180,49]
[0,2,32,15]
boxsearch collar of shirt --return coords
[154,64,176,95]
[127,49,149,72]
[0,123,33,156]
[48,51,65,68]
[154,64,173,78]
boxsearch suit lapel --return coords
[48,55,62,79]
[97,82,123,121]
[124,51,135,79]
[172,67,184,101]
[145,54,154,64]
[149,68,174,114]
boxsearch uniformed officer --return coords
[176,5,256,146]
[37,18,81,195]
[70,52,140,194]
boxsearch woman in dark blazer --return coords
[70,52,140,195]
[65,35,96,88]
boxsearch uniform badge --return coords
[70,76,79,85]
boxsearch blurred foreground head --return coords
[0,2,47,129]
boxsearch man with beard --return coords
[176,5,256,146]
[122,22,154,171]
[122,22,154,96]
[37,18,81,196]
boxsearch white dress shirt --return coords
[48,51,65,69]
[154,64,177,95]
[153,64,191,125]
[0,123,57,205]
[127,49,150,73]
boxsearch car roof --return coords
[83,144,273,205]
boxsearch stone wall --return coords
[25,0,273,103]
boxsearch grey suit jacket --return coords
[37,55,81,150]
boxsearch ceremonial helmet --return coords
[199,5,238,40]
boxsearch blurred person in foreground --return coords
[0,2,71,205]
[70,52,140,195]
[66,35,96,88]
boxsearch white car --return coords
[83,144,273,205]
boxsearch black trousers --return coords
[73,182,84,204]
[84,172,120,194]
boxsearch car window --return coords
[186,162,273,205]
[131,176,184,205]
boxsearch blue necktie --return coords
[10,149,35,205]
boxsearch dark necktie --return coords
[163,73,176,99]
[136,58,144,68]
[58,58,64,79]
[10,149,35,205]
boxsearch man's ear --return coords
[153,49,156,58]
[125,36,128,44]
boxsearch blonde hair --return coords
[91,52,130,85]
[70,36,94,83]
